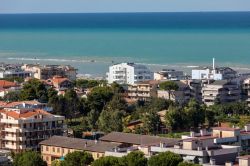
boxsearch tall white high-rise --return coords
[106,63,153,84]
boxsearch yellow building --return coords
[40,136,121,166]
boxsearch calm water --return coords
[0,12,250,76]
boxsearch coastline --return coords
[2,56,250,78]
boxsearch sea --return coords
[0,12,250,77]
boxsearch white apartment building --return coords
[202,80,241,106]
[0,63,31,79]
[106,63,153,85]
[0,107,65,152]
[192,58,237,80]
[154,69,184,81]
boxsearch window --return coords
[57,148,60,153]
[62,148,64,153]
[46,156,49,161]
[53,147,55,152]
[46,146,49,151]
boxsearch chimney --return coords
[225,162,233,166]
[85,142,87,148]
[210,159,216,165]
[160,142,164,148]
[190,131,195,137]
[200,129,206,136]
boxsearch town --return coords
[1,59,250,166]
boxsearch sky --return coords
[1,0,250,14]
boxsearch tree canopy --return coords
[61,151,94,166]
[13,151,46,166]
[148,151,183,166]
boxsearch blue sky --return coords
[1,0,250,14]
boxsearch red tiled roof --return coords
[51,77,70,85]
[3,100,42,108]
[0,80,17,88]
[0,109,51,119]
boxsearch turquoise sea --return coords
[0,12,250,76]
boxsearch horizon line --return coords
[1,10,250,15]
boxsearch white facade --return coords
[106,63,153,85]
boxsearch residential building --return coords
[243,78,250,106]
[22,64,77,80]
[192,59,237,80]
[100,132,178,157]
[40,136,121,166]
[157,81,191,105]
[0,63,31,79]
[0,107,65,152]
[0,80,20,98]
[151,135,240,165]
[186,79,203,103]
[127,80,159,101]
[0,100,53,112]
[106,63,153,85]
[238,155,250,166]
[202,80,241,106]
[154,69,184,81]
[46,76,73,91]
[182,125,250,153]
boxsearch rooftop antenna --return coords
[212,58,215,70]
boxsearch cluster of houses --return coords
[40,125,250,166]
[106,60,250,106]
[1,61,250,165]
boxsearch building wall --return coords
[239,159,250,166]
[213,130,238,138]
[41,145,104,166]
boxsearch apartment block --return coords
[151,135,240,165]
[0,107,65,152]
[106,63,153,85]
[127,80,159,101]
[202,80,240,106]
[40,136,121,166]
[154,69,184,81]
[22,64,77,80]
[191,59,237,81]
[0,63,31,79]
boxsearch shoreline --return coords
[2,57,250,78]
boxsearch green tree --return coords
[52,159,62,166]
[148,151,183,166]
[165,106,184,131]
[61,151,93,166]
[87,86,113,111]
[159,81,179,100]
[20,78,48,102]
[91,156,122,166]
[145,97,171,111]
[184,99,205,128]
[64,89,82,119]
[122,151,147,166]
[13,151,46,166]
[142,110,161,135]
[3,91,20,102]
[178,162,201,166]
[87,109,100,130]
[98,109,124,133]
